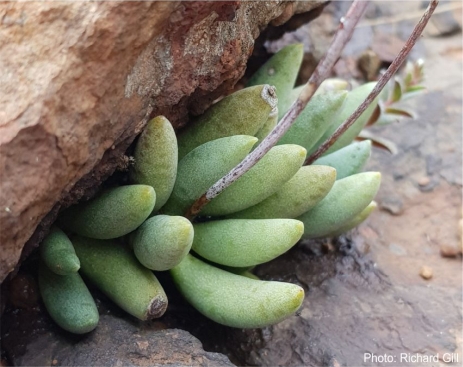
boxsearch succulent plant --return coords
[170,254,305,328]
[40,226,80,275]
[38,261,99,334]
[38,43,391,334]
[358,59,427,153]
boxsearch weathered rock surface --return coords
[234,241,461,366]
[0,0,325,282]
[2,308,233,366]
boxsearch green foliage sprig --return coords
[358,59,426,153]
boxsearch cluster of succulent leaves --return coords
[38,44,388,335]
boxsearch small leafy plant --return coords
[359,59,426,153]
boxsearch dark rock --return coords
[425,0,462,36]
[379,196,404,215]
[371,32,404,63]
[426,155,443,176]
[224,242,460,366]
[440,243,461,258]
[417,176,440,192]
[2,306,233,367]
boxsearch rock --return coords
[459,219,463,252]
[420,265,433,280]
[426,155,443,177]
[417,176,431,186]
[0,0,326,282]
[440,243,461,258]
[211,241,460,366]
[388,243,407,256]
[379,197,404,215]
[425,0,461,37]
[417,176,439,193]
[371,32,404,63]
[333,56,363,81]
[7,272,39,310]
[2,303,233,367]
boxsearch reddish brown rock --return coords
[0,1,176,282]
[0,1,325,282]
[440,243,461,258]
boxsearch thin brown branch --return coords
[184,0,370,220]
[305,0,439,166]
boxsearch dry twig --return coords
[305,0,439,165]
